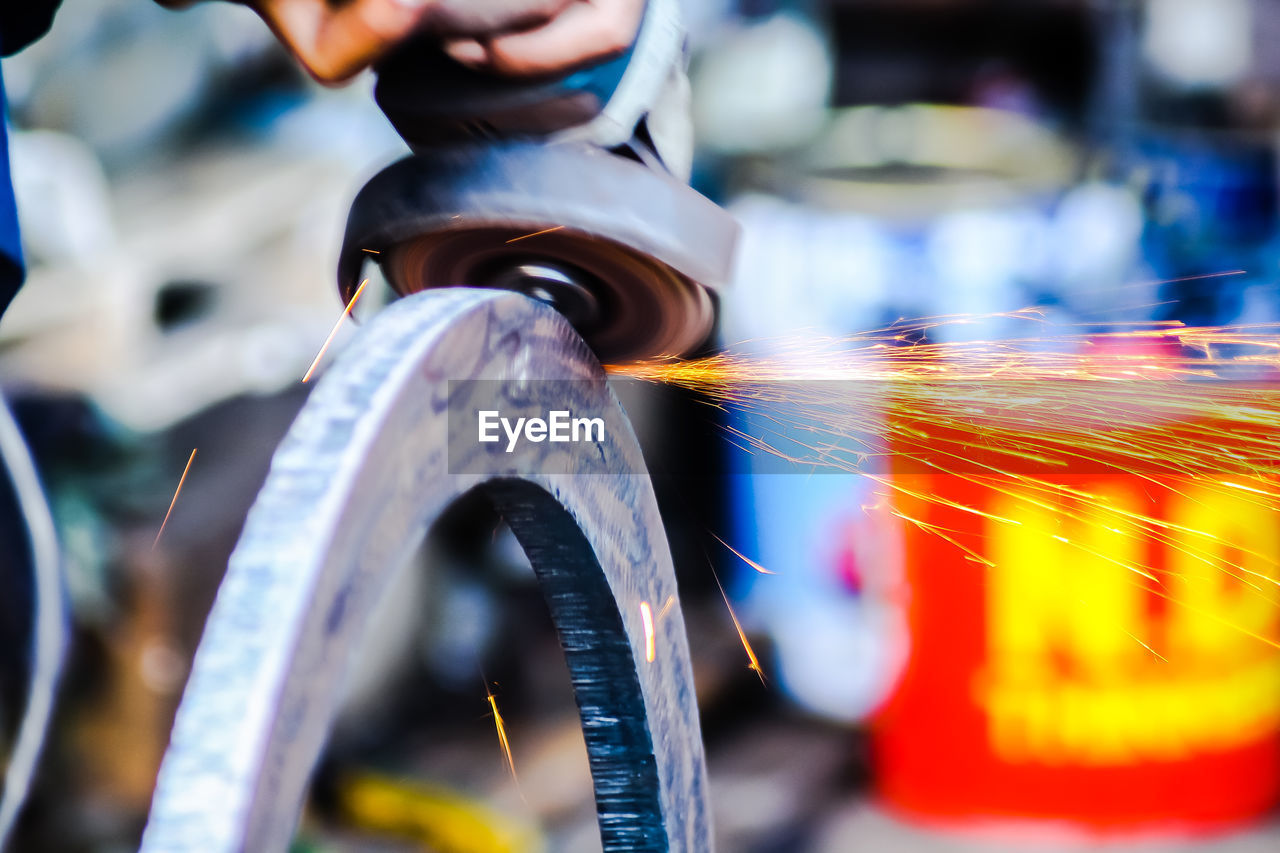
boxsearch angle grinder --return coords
[338,0,737,362]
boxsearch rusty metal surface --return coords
[140,289,710,852]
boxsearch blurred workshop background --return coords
[4,0,1280,850]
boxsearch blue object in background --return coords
[0,2,66,316]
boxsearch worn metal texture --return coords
[140,289,710,852]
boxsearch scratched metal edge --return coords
[141,289,710,852]
[0,400,65,851]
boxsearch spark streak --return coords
[1125,630,1169,663]
[153,448,197,551]
[713,573,765,683]
[484,681,519,786]
[505,225,565,243]
[639,601,656,663]
[710,531,776,574]
[302,278,370,383]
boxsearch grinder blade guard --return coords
[338,0,737,362]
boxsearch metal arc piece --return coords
[0,401,64,852]
[140,289,710,852]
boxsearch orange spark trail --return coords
[505,225,565,244]
[639,601,656,663]
[360,248,380,254]
[713,573,765,684]
[153,448,197,551]
[484,681,519,786]
[302,278,369,383]
[709,531,776,574]
[612,313,1280,649]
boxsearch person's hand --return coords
[435,0,643,77]
[163,0,645,84]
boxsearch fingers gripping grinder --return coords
[338,0,738,362]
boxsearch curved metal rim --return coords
[141,289,710,852]
[483,478,667,848]
[0,402,64,851]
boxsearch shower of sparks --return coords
[611,311,1280,646]
[484,681,519,786]
[302,278,370,383]
[153,448,197,551]
[505,225,565,244]
[640,601,656,663]
[709,531,776,575]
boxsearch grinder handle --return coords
[373,39,636,145]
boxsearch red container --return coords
[873,386,1280,834]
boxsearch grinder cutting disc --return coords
[382,226,713,362]
[338,141,737,363]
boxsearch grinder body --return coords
[339,0,736,362]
